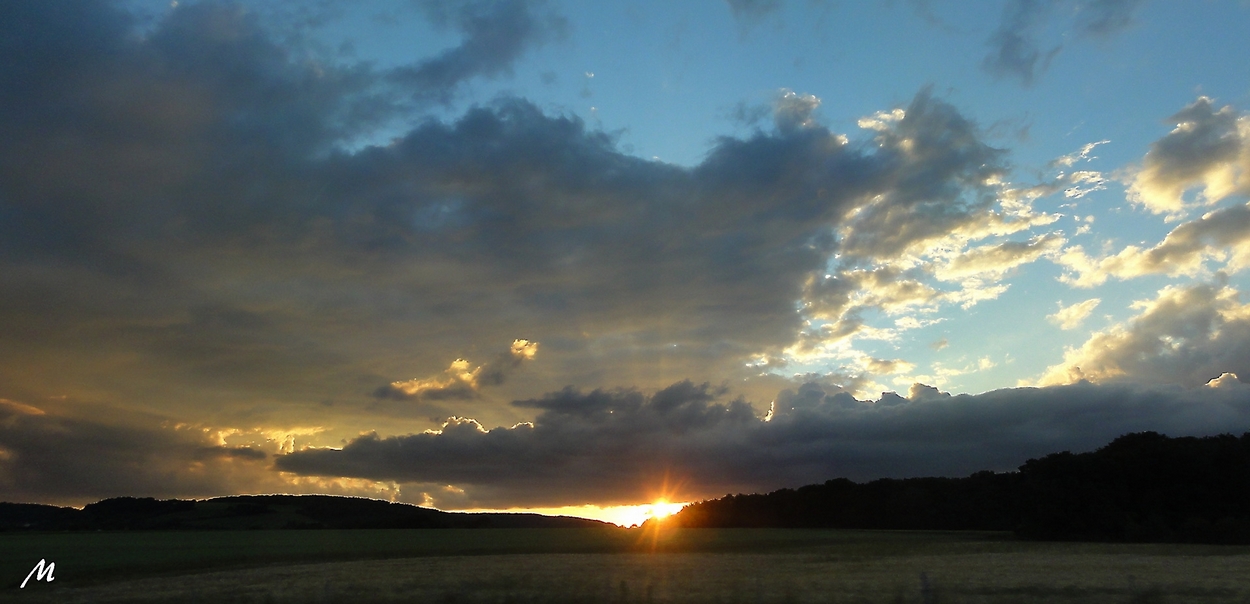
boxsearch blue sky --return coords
[3,0,1250,524]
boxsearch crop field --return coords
[4,528,1250,603]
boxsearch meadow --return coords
[4,527,1250,603]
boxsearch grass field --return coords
[4,527,1250,603]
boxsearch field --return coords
[4,528,1250,603]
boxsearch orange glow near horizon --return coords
[451,500,690,527]
[456,473,691,527]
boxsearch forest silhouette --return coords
[663,431,1250,544]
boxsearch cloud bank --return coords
[276,379,1250,508]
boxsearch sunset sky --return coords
[3,0,1250,526]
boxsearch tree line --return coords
[663,431,1250,544]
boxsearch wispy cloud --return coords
[1047,298,1101,330]
[982,0,1145,87]
[391,0,568,103]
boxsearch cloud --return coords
[725,0,784,29]
[0,0,1093,505]
[374,340,539,401]
[0,398,45,416]
[790,90,1066,351]
[1037,282,1250,387]
[1208,372,1241,389]
[277,378,1250,508]
[0,398,422,506]
[1126,97,1250,216]
[392,0,568,103]
[1059,202,1250,287]
[773,88,822,134]
[864,357,916,375]
[1047,298,1101,329]
[1073,0,1146,37]
[1049,140,1109,168]
[906,356,998,389]
[0,1,1046,431]
[982,0,1061,86]
[0,403,272,505]
[982,0,1144,86]
[938,233,1065,280]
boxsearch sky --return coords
[2,0,1250,527]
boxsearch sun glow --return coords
[453,500,689,528]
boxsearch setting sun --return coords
[454,500,690,528]
[644,499,685,522]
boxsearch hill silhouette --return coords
[660,431,1250,544]
[0,494,608,531]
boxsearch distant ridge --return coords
[0,494,610,531]
[659,431,1250,544]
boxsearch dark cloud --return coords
[277,379,1250,508]
[392,0,568,103]
[982,0,1144,86]
[982,0,1060,87]
[0,2,1024,416]
[1074,0,1145,37]
[837,92,1008,260]
[0,402,271,505]
[0,1,1083,506]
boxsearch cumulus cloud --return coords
[1047,298,1100,330]
[1059,202,1250,287]
[277,378,1250,508]
[374,340,539,401]
[792,91,1065,351]
[982,0,1144,86]
[1126,97,1250,216]
[0,1,1051,433]
[773,88,821,134]
[0,0,1126,507]
[1037,282,1250,386]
